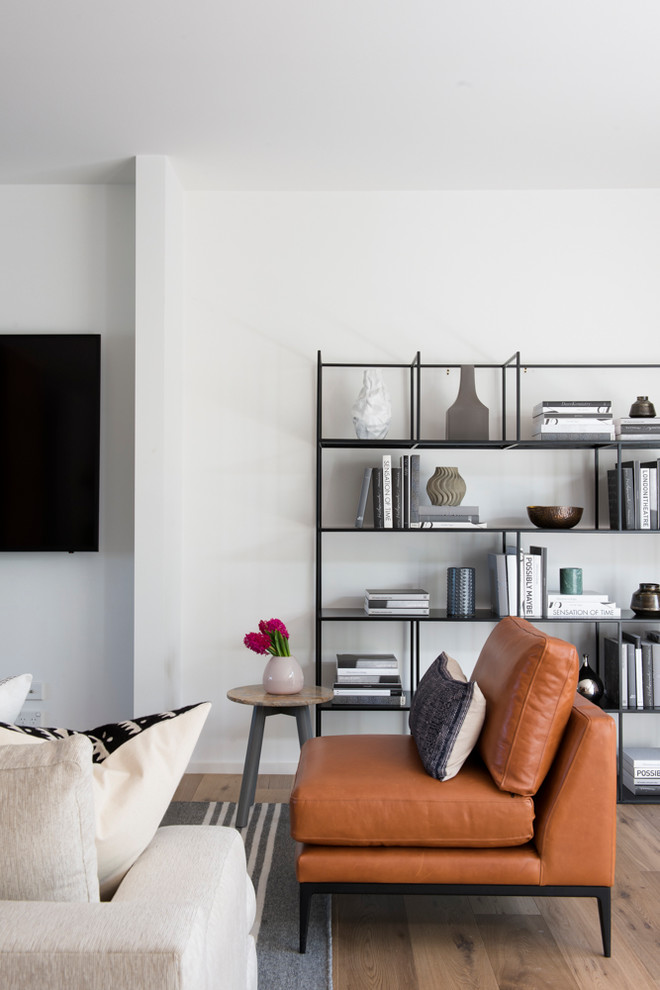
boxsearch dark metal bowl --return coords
[526,505,583,529]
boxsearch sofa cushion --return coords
[409,652,486,780]
[290,734,535,847]
[0,673,32,722]
[470,616,579,796]
[0,735,99,902]
[0,702,211,898]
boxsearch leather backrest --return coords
[470,617,579,796]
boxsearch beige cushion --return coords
[0,673,32,722]
[0,735,99,902]
[0,702,211,898]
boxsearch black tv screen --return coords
[0,334,100,551]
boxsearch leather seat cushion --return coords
[471,616,579,796]
[290,735,534,848]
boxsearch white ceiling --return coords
[1,0,659,189]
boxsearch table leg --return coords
[236,706,267,828]
[295,706,313,747]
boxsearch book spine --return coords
[382,455,393,528]
[392,466,402,528]
[331,695,406,706]
[355,467,373,528]
[533,432,615,440]
[640,466,652,529]
[401,454,409,528]
[409,454,420,526]
[372,468,383,528]
[546,604,621,617]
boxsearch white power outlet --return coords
[16,710,43,728]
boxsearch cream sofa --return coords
[0,714,257,990]
[0,825,258,990]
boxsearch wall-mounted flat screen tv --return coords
[0,334,100,551]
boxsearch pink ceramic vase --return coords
[262,655,304,695]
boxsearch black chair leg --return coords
[596,888,612,957]
[299,885,312,953]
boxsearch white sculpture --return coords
[352,368,392,440]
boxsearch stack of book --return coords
[416,505,486,528]
[608,458,660,530]
[364,588,430,615]
[547,591,620,618]
[622,747,660,796]
[614,417,660,441]
[531,400,614,441]
[333,653,404,706]
[602,630,660,710]
[488,546,547,618]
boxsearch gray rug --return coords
[160,801,332,990]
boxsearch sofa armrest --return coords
[0,826,257,990]
[534,693,616,886]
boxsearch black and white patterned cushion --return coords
[0,701,211,898]
[0,703,203,762]
[409,652,486,781]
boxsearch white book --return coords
[547,591,610,603]
[546,602,621,618]
[382,455,393,528]
[622,746,660,767]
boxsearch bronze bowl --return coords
[526,505,583,529]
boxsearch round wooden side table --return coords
[227,684,333,827]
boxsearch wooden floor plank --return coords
[333,894,418,990]
[477,912,580,990]
[404,894,500,990]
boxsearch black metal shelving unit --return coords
[314,351,660,803]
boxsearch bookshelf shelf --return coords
[315,351,660,803]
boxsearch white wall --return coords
[180,189,660,771]
[0,185,135,728]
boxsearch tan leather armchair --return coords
[291,617,617,956]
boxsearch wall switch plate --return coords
[27,682,44,701]
[16,710,43,728]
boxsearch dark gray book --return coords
[355,467,373,529]
[372,468,383,528]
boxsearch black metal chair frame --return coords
[299,881,612,957]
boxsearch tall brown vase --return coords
[446,365,489,442]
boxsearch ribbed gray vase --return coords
[426,466,467,506]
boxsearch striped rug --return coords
[160,801,332,990]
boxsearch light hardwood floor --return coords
[174,774,660,990]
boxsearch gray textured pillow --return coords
[409,652,486,780]
[0,735,99,902]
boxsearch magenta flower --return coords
[244,618,292,656]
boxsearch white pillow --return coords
[0,673,32,722]
[0,702,211,898]
[0,735,99,902]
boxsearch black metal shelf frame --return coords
[314,352,660,802]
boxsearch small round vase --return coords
[629,396,656,417]
[577,654,604,704]
[262,655,304,695]
[426,466,467,506]
[630,582,660,618]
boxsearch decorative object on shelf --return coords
[351,368,392,440]
[526,505,583,529]
[243,617,304,694]
[630,582,660,618]
[629,396,656,417]
[577,653,604,703]
[426,466,466,506]
[446,566,475,617]
[445,365,489,442]
[560,567,583,595]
